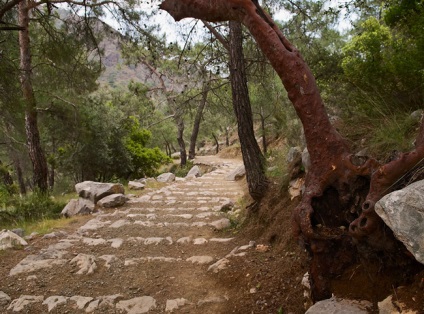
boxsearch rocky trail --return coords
[0,156,254,313]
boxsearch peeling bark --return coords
[160,0,424,301]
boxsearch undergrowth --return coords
[0,191,65,231]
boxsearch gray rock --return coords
[70,253,97,275]
[85,299,100,312]
[171,152,180,159]
[208,258,230,273]
[225,165,245,181]
[42,296,68,312]
[11,228,25,237]
[287,146,301,164]
[220,200,234,212]
[157,173,176,183]
[410,109,423,122]
[7,295,44,312]
[186,256,214,265]
[75,181,125,203]
[69,296,93,310]
[305,297,372,313]
[186,165,201,178]
[128,181,145,190]
[378,295,397,314]
[375,180,424,264]
[97,194,127,208]
[209,218,231,230]
[0,229,28,250]
[116,296,156,314]
[61,198,95,217]
[42,231,67,239]
[302,148,311,173]
[9,250,68,276]
[0,291,11,306]
[134,178,147,184]
[165,298,189,312]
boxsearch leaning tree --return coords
[159,0,424,301]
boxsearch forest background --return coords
[0,0,422,235]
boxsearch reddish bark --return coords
[160,0,424,301]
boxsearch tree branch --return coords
[202,21,229,51]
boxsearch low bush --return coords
[0,191,65,229]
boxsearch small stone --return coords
[193,238,208,245]
[0,291,11,306]
[250,288,257,294]
[255,244,270,252]
[208,258,230,273]
[128,181,145,190]
[186,256,214,265]
[165,298,189,312]
[70,254,97,275]
[209,218,231,230]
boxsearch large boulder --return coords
[97,194,128,208]
[61,198,95,217]
[75,181,124,203]
[186,165,201,178]
[375,179,424,264]
[0,230,28,250]
[157,173,176,183]
[305,297,372,313]
[225,165,246,181]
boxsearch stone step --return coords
[78,218,232,232]
[5,293,229,313]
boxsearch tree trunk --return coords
[260,107,267,155]
[188,83,208,159]
[12,154,26,195]
[160,0,424,301]
[212,133,219,154]
[0,160,14,194]
[176,116,187,166]
[19,0,48,193]
[225,127,229,147]
[228,20,268,202]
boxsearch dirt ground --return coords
[221,183,424,313]
[0,158,423,313]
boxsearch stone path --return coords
[1,157,252,313]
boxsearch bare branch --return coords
[202,21,229,51]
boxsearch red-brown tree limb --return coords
[160,0,424,301]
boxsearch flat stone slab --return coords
[165,298,190,312]
[7,295,44,312]
[9,249,68,276]
[186,256,214,265]
[116,296,156,313]
[42,295,68,312]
